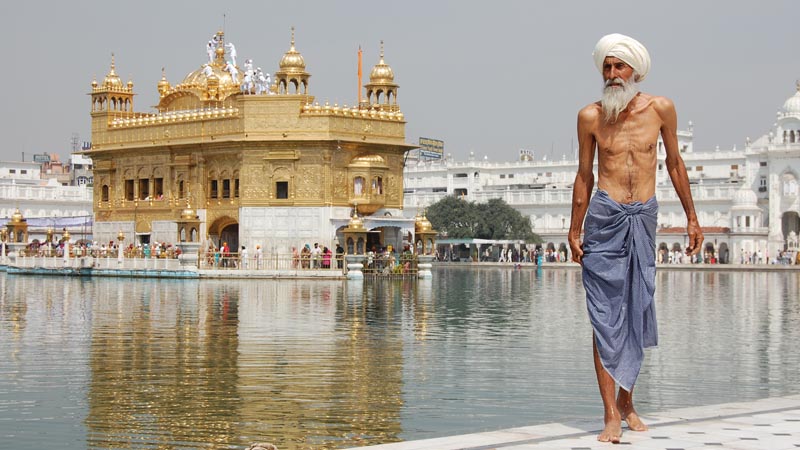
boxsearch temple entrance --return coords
[364,226,404,253]
[718,242,730,264]
[782,211,800,250]
[704,242,716,263]
[208,216,239,252]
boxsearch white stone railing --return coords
[9,254,186,271]
[0,184,92,202]
[109,107,240,128]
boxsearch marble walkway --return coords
[346,394,800,450]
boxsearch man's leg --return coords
[617,386,648,431]
[593,336,622,443]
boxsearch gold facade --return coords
[89,30,414,245]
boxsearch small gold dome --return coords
[10,208,24,223]
[369,42,395,83]
[102,54,124,90]
[415,211,433,233]
[181,206,197,220]
[157,68,170,94]
[279,27,307,73]
[347,209,366,231]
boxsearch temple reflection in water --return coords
[82,279,426,448]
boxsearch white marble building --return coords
[403,81,800,263]
[0,155,94,243]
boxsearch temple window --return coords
[138,179,149,200]
[222,179,231,198]
[178,181,185,199]
[125,180,134,201]
[372,176,383,195]
[101,185,110,202]
[210,180,218,198]
[153,178,163,199]
[354,176,365,196]
[234,178,240,198]
[276,181,289,199]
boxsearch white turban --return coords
[593,33,651,82]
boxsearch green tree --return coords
[425,195,479,238]
[425,196,541,243]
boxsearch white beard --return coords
[601,77,639,123]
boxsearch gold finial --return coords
[109,53,116,74]
[380,40,384,59]
[291,26,295,48]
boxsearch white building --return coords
[0,154,94,243]
[403,81,800,263]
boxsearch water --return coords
[0,268,798,449]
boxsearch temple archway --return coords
[782,211,800,249]
[718,242,730,264]
[208,216,239,251]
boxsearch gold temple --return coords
[88,30,416,252]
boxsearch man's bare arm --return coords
[569,106,598,264]
[656,97,704,255]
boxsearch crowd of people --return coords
[201,241,347,270]
[17,240,184,259]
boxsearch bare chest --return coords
[594,114,661,157]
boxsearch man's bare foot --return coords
[598,417,622,443]
[621,410,648,431]
[617,395,648,432]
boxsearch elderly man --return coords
[568,34,703,443]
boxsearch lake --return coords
[1,267,798,449]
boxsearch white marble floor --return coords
[345,395,800,450]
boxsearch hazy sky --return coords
[2,1,799,164]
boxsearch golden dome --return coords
[346,208,366,231]
[157,67,170,95]
[10,208,25,223]
[415,211,433,233]
[181,63,239,90]
[102,54,124,90]
[369,42,395,83]
[180,205,197,220]
[279,27,307,73]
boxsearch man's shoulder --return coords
[578,102,602,122]
[637,93,675,112]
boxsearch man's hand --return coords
[685,221,704,256]
[569,235,584,265]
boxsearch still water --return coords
[1,268,799,449]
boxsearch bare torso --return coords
[588,93,663,204]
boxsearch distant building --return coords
[0,156,93,242]
[403,81,800,263]
[70,153,94,187]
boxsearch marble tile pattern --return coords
[344,395,800,450]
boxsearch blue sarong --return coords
[581,190,658,391]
